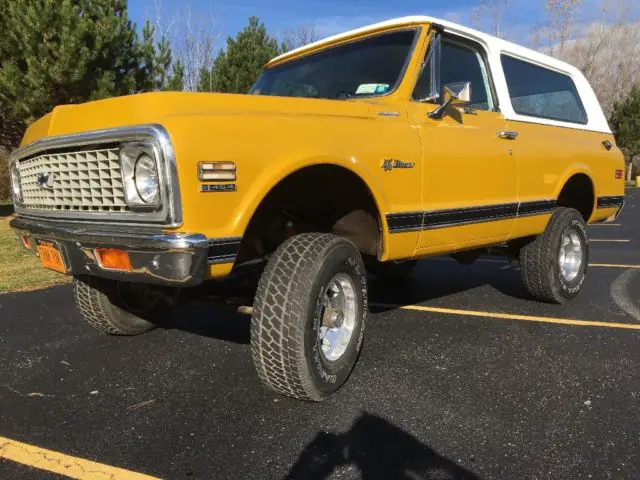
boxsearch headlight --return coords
[120,145,161,208]
[134,153,160,204]
[10,162,22,204]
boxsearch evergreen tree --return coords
[198,17,281,93]
[0,0,176,148]
[610,84,640,176]
[166,60,185,92]
[137,21,175,92]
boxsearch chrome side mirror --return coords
[428,81,472,119]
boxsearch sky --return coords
[127,0,640,48]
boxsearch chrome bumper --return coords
[10,217,209,286]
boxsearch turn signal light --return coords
[199,161,236,181]
[95,248,132,272]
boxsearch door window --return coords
[414,38,494,111]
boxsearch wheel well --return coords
[238,165,382,265]
[557,174,595,221]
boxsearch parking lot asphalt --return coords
[1,189,638,479]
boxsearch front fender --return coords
[230,154,389,235]
[162,112,419,241]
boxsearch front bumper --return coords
[10,216,210,286]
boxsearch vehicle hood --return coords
[22,92,377,146]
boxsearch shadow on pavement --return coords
[368,259,532,308]
[159,259,531,344]
[287,413,478,480]
[162,300,251,344]
[0,204,14,217]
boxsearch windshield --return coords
[250,29,418,100]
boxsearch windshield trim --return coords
[251,27,422,101]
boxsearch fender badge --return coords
[202,184,237,192]
[382,159,415,172]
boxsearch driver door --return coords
[408,34,518,251]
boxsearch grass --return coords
[0,216,70,294]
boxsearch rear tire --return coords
[519,207,589,304]
[73,276,172,335]
[251,233,367,401]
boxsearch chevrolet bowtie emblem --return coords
[36,172,55,189]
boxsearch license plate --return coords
[36,240,67,274]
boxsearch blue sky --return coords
[127,0,639,48]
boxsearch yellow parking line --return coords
[591,263,640,269]
[0,436,160,480]
[590,239,630,243]
[371,303,640,330]
[429,258,640,269]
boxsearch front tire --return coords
[251,233,367,401]
[520,207,589,304]
[73,276,171,335]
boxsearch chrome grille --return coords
[17,148,129,212]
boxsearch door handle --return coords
[497,131,519,140]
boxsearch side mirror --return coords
[428,81,472,119]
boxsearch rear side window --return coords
[501,55,587,124]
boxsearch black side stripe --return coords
[386,199,557,234]
[424,203,518,229]
[597,196,624,209]
[208,237,242,264]
[517,199,558,217]
[387,212,424,232]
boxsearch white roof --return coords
[270,16,611,134]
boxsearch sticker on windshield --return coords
[355,83,390,95]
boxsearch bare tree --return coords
[151,1,220,91]
[282,25,320,52]
[472,0,638,117]
[540,0,582,56]
[471,0,512,38]
[559,0,640,116]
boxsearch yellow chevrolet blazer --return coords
[8,16,625,401]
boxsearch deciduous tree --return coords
[282,25,319,52]
[559,0,640,116]
[472,0,512,38]
[152,2,220,91]
[541,0,582,56]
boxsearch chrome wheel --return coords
[318,273,357,362]
[559,229,583,282]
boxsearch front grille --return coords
[17,148,129,212]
